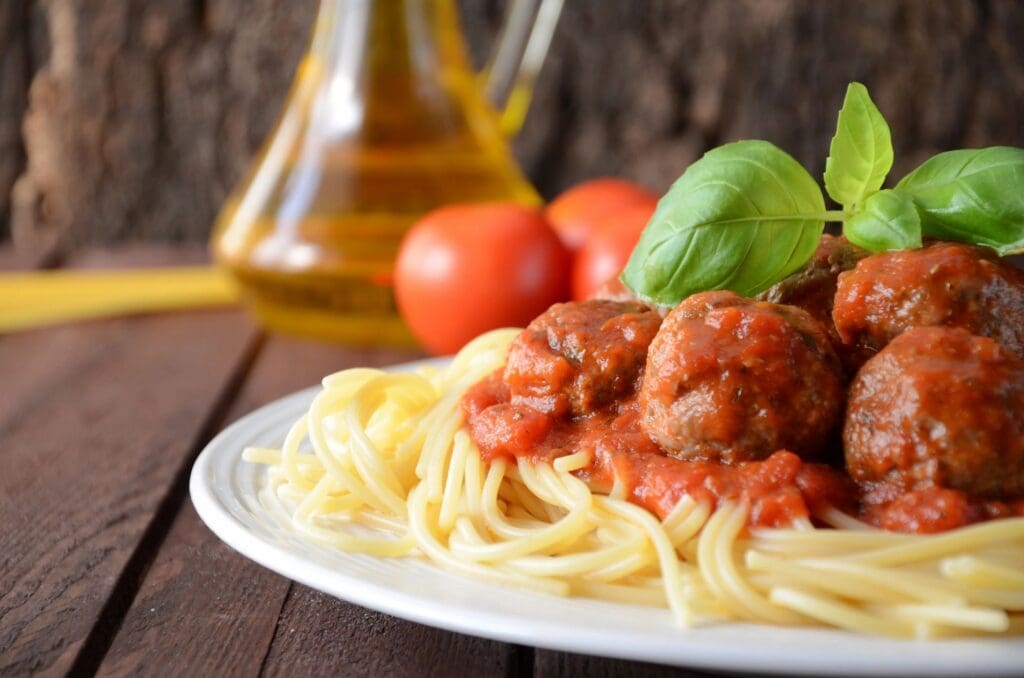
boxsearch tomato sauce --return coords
[464,372,854,529]
[833,241,1024,367]
[462,371,1024,533]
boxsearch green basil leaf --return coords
[621,140,825,305]
[824,82,894,210]
[896,147,1024,255]
[843,189,921,252]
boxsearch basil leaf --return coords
[896,147,1024,255]
[843,189,921,252]
[621,140,825,305]
[824,82,894,210]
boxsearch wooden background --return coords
[1,0,1023,253]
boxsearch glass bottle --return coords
[211,0,561,344]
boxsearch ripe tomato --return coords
[545,178,658,253]
[395,203,570,355]
[571,202,656,301]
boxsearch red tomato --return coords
[395,203,570,355]
[545,178,658,253]
[571,202,656,301]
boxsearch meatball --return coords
[758,235,867,374]
[833,241,1024,367]
[504,299,662,417]
[844,326,1024,500]
[589,276,670,317]
[757,234,867,343]
[640,291,844,463]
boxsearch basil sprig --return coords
[621,141,827,304]
[622,82,1024,306]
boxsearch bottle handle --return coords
[482,0,564,136]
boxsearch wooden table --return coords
[1,247,711,677]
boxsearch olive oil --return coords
[212,0,542,344]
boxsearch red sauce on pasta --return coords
[464,372,854,528]
[461,242,1024,534]
[464,370,1024,532]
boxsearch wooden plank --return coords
[0,320,129,430]
[534,650,714,677]
[97,332,516,677]
[0,246,220,428]
[260,585,518,678]
[0,248,259,675]
[96,338,424,677]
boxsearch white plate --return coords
[190,358,1024,677]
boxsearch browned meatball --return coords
[640,291,844,463]
[589,276,671,318]
[833,241,1024,367]
[758,234,867,342]
[504,300,662,417]
[844,326,1024,500]
[758,235,867,374]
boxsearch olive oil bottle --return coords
[211,0,560,344]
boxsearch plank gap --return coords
[94,337,425,676]
[256,581,295,678]
[508,644,536,678]
[66,331,267,675]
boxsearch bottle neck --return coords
[309,0,470,76]
[301,0,480,143]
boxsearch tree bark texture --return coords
[2,0,1024,251]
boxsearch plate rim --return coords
[190,358,1024,677]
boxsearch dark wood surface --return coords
[0,247,714,677]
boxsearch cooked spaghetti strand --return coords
[243,329,1024,639]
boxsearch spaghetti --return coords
[244,329,1024,639]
